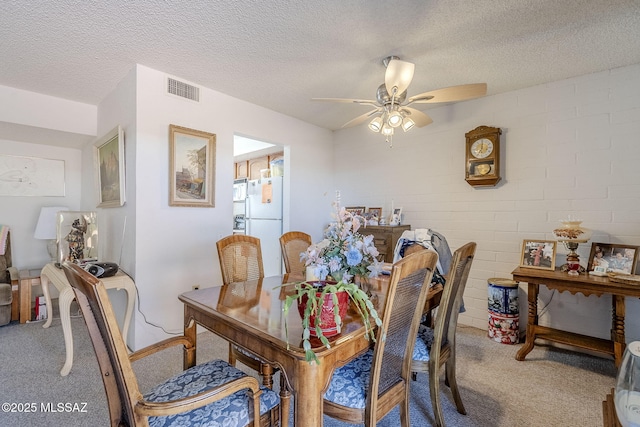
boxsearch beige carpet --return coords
[0,317,617,426]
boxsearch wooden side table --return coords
[18,268,43,323]
[40,263,136,376]
[512,266,640,367]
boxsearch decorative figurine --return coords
[65,217,87,263]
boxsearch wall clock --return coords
[465,125,502,187]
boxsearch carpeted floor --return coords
[0,316,616,426]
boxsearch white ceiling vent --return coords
[167,77,200,102]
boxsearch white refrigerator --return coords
[246,176,283,277]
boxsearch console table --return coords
[512,267,640,367]
[40,263,135,376]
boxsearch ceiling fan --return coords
[313,56,487,146]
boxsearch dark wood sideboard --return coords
[362,225,411,263]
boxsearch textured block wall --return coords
[333,63,640,340]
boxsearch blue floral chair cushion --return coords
[145,359,279,427]
[323,349,374,409]
[413,324,435,361]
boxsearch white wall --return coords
[125,65,334,348]
[0,85,96,269]
[0,85,96,137]
[333,63,640,341]
[0,140,82,269]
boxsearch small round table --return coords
[40,263,135,376]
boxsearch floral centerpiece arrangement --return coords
[282,201,384,364]
[304,203,383,283]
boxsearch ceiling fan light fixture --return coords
[401,117,415,132]
[387,110,403,128]
[381,124,394,136]
[368,116,383,132]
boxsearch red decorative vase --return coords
[297,283,349,337]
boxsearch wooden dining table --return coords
[178,274,443,427]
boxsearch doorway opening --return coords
[232,135,285,276]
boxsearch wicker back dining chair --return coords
[323,249,439,426]
[279,231,312,282]
[215,235,274,382]
[217,234,264,285]
[61,262,279,427]
[216,234,291,426]
[412,241,476,427]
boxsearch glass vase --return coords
[615,341,640,426]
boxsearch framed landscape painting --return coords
[169,124,216,207]
[520,239,557,271]
[94,126,125,208]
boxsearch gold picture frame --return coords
[169,125,216,207]
[520,239,557,271]
[94,126,125,208]
[345,206,365,216]
[587,243,639,275]
[367,207,382,219]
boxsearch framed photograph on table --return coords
[587,243,639,275]
[345,206,365,216]
[94,126,126,208]
[520,240,556,270]
[367,207,382,219]
[169,124,216,207]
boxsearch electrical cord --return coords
[537,289,556,318]
[119,269,182,336]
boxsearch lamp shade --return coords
[34,206,69,240]
[387,110,403,128]
[368,117,383,133]
[552,219,592,243]
[401,117,415,132]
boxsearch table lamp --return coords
[34,206,69,262]
[615,341,640,426]
[552,218,591,275]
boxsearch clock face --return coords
[470,138,494,159]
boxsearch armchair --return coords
[0,228,17,326]
[61,262,280,427]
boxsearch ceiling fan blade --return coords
[385,59,415,97]
[407,83,487,104]
[341,108,382,128]
[401,107,433,127]
[312,97,379,107]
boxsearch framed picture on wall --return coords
[587,243,639,275]
[169,124,216,207]
[94,126,126,208]
[520,239,557,271]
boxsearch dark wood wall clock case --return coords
[465,125,502,187]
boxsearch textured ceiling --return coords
[2,0,640,137]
